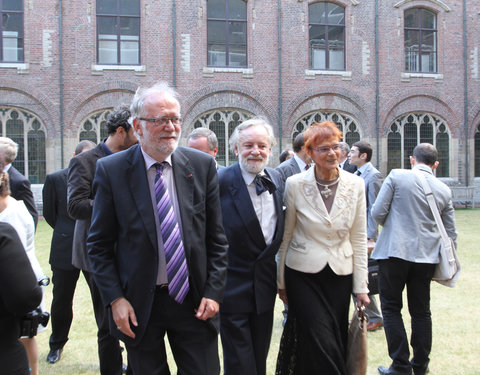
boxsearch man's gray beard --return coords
[239,154,269,175]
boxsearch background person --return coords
[338,141,357,173]
[276,132,312,182]
[276,121,370,375]
[372,143,457,375]
[187,127,224,169]
[0,167,48,375]
[278,149,294,164]
[87,82,228,374]
[43,140,96,364]
[0,137,39,228]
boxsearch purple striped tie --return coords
[155,162,189,303]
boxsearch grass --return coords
[34,209,480,374]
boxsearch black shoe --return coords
[378,365,412,375]
[46,348,63,364]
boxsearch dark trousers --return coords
[378,258,435,374]
[83,271,125,375]
[125,287,219,375]
[48,266,81,351]
[220,309,274,375]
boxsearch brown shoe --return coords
[367,321,383,331]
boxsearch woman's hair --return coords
[0,170,11,197]
[304,121,342,150]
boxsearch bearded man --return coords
[218,118,285,375]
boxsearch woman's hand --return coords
[355,293,370,307]
[278,288,288,305]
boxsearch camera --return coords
[20,308,50,338]
[19,276,51,338]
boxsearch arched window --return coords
[0,107,46,183]
[475,124,480,177]
[404,7,437,73]
[193,109,253,166]
[309,2,345,70]
[79,110,110,143]
[293,111,360,144]
[207,0,247,67]
[387,113,449,176]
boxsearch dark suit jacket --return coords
[276,156,301,182]
[43,168,77,270]
[67,144,108,271]
[87,145,228,345]
[218,163,285,314]
[8,166,38,228]
[0,222,42,349]
[342,160,357,173]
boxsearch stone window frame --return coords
[0,0,24,63]
[192,108,253,166]
[308,1,346,72]
[78,109,111,144]
[0,107,47,183]
[387,112,450,177]
[206,0,248,69]
[96,0,141,65]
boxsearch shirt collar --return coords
[239,162,264,186]
[140,147,172,171]
[100,139,113,156]
[357,162,370,174]
[293,154,307,170]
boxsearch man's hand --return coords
[278,289,288,305]
[111,297,138,339]
[195,298,219,320]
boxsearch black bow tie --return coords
[254,174,277,195]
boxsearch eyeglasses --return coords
[139,116,182,126]
[310,144,341,154]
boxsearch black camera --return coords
[20,308,50,338]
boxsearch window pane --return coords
[208,21,226,44]
[3,12,23,34]
[328,25,344,44]
[309,2,326,24]
[207,0,225,18]
[229,44,246,67]
[421,9,436,29]
[99,40,118,64]
[475,130,480,177]
[387,131,402,172]
[97,0,117,14]
[403,121,417,169]
[310,25,326,47]
[404,8,419,28]
[27,125,46,184]
[120,40,139,64]
[228,0,246,20]
[329,48,344,70]
[209,119,225,164]
[6,112,25,175]
[436,132,449,177]
[327,3,344,25]
[404,29,419,49]
[120,0,139,15]
[420,122,433,143]
[422,30,435,50]
[120,17,139,37]
[208,44,226,66]
[228,21,246,44]
[2,0,23,11]
[98,16,117,35]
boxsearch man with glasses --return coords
[67,105,137,374]
[87,82,228,374]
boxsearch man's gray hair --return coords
[130,81,180,121]
[0,137,18,163]
[229,118,275,154]
[188,128,218,150]
[339,141,350,154]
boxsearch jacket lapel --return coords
[299,168,330,221]
[230,164,266,248]
[126,146,158,251]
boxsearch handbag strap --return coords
[414,170,450,243]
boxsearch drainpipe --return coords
[462,0,469,185]
[59,0,64,168]
[277,0,282,153]
[374,0,380,169]
[172,0,176,88]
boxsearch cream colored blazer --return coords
[277,167,369,294]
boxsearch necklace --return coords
[315,177,340,199]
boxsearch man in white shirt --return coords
[218,119,285,375]
[276,132,312,181]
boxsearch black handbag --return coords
[368,258,379,295]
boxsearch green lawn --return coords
[34,209,480,374]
